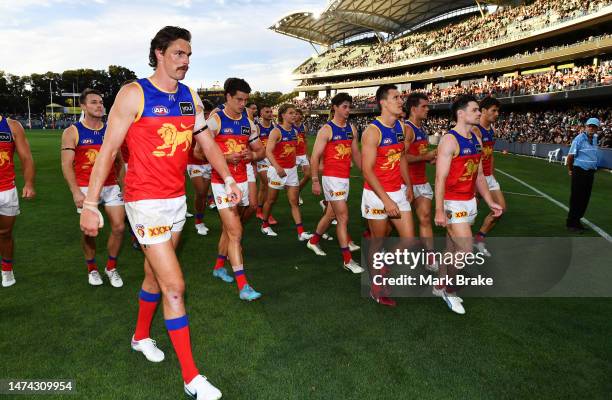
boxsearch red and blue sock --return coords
[475,231,486,242]
[134,289,160,341]
[1,258,13,272]
[106,255,117,271]
[309,232,322,245]
[232,265,248,290]
[165,315,199,384]
[341,247,352,264]
[86,258,97,273]
[296,223,305,236]
[214,254,226,270]
[195,213,204,225]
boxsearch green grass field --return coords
[1,130,611,399]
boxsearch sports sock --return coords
[309,232,322,245]
[296,223,305,235]
[214,255,226,270]
[106,255,117,271]
[1,258,13,272]
[341,247,352,263]
[86,258,97,273]
[232,265,248,290]
[195,213,204,225]
[165,315,199,384]
[134,289,160,340]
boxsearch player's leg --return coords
[475,188,506,256]
[287,185,311,240]
[261,184,280,236]
[330,199,363,272]
[244,181,257,221]
[191,174,208,235]
[0,215,17,287]
[256,168,268,220]
[307,203,335,255]
[298,161,311,203]
[440,222,472,315]
[414,196,437,271]
[103,204,126,287]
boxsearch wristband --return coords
[224,176,236,185]
[83,200,99,207]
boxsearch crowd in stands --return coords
[303,107,612,148]
[3,113,78,129]
[297,0,612,74]
[292,59,612,111]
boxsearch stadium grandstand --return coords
[271,0,612,159]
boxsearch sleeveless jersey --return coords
[211,110,254,184]
[476,124,495,176]
[364,118,405,192]
[273,125,297,169]
[120,141,130,165]
[405,120,429,185]
[187,141,203,166]
[0,116,16,191]
[323,121,353,179]
[124,78,197,202]
[256,120,274,148]
[445,130,482,201]
[74,121,116,187]
[295,123,307,156]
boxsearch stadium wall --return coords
[494,139,612,169]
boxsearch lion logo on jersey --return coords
[381,149,401,170]
[458,159,479,181]
[297,135,304,145]
[482,145,493,160]
[280,145,296,158]
[0,150,11,167]
[224,139,246,154]
[418,143,428,155]
[152,123,192,157]
[82,149,98,169]
[333,143,351,160]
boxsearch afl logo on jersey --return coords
[383,138,392,145]
[152,105,169,116]
[82,138,94,144]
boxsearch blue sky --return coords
[0,0,327,92]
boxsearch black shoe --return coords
[567,225,586,234]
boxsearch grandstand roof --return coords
[270,0,495,46]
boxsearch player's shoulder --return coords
[6,118,25,135]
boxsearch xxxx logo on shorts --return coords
[270,180,281,186]
[148,225,171,237]
[216,196,230,205]
[330,190,346,197]
[454,211,468,218]
[368,207,385,215]
[135,224,145,238]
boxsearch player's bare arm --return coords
[434,133,455,227]
[310,124,331,195]
[9,119,35,199]
[265,128,286,177]
[60,125,84,207]
[350,124,362,170]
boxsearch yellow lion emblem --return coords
[280,145,296,158]
[333,143,351,160]
[418,143,428,155]
[224,139,246,155]
[482,146,493,160]
[381,149,401,170]
[152,123,192,157]
[297,135,304,145]
[0,150,11,167]
[82,149,98,169]
[459,159,479,181]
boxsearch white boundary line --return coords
[503,191,544,198]
[497,168,612,243]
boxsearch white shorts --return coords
[444,198,478,225]
[322,176,349,202]
[361,186,411,220]
[246,163,256,183]
[485,175,501,192]
[125,196,187,245]
[0,187,20,216]
[187,164,211,180]
[267,166,299,189]
[211,181,249,210]
[413,182,433,200]
[256,159,270,173]
[77,185,124,213]
[296,154,310,167]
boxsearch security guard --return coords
[566,117,600,232]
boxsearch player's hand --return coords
[241,149,253,162]
[73,190,86,209]
[226,152,242,165]
[488,201,504,217]
[423,150,436,161]
[383,198,400,218]
[434,209,447,227]
[80,208,101,237]
[225,181,242,205]
[276,166,287,177]
[568,169,572,176]
[429,157,437,165]
[406,185,414,203]
[22,184,36,199]
[312,180,321,196]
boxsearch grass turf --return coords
[0,130,611,399]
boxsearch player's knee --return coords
[418,212,431,225]
[111,221,125,235]
[335,212,349,225]
[226,225,243,242]
[0,227,12,240]
[162,280,185,299]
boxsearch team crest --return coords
[135,224,145,238]
[152,123,193,157]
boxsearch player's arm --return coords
[475,157,503,217]
[350,124,362,171]
[245,121,265,162]
[361,125,399,217]
[60,125,84,206]
[434,134,455,227]
[400,144,414,203]
[9,119,35,199]
[303,131,310,158]
[80,83,141,236]
[265,128,286,177]
[310,124,331,195]
[404,123,435,163]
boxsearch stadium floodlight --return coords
[24,84,32,129]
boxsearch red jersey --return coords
[405,120,429,185]
[0,116,16,191]
[256,120,274,148]
[476,124,495,176]
[322,121,353,179]
[364,118,405,192]
[187,142,203,166]
[73,121,116,187]
[120,141,130,165]
[444,130,482,201]
[210,110,256,184]
[124,78,197,202]
[295,123,307,156]
[273,125,297,168]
